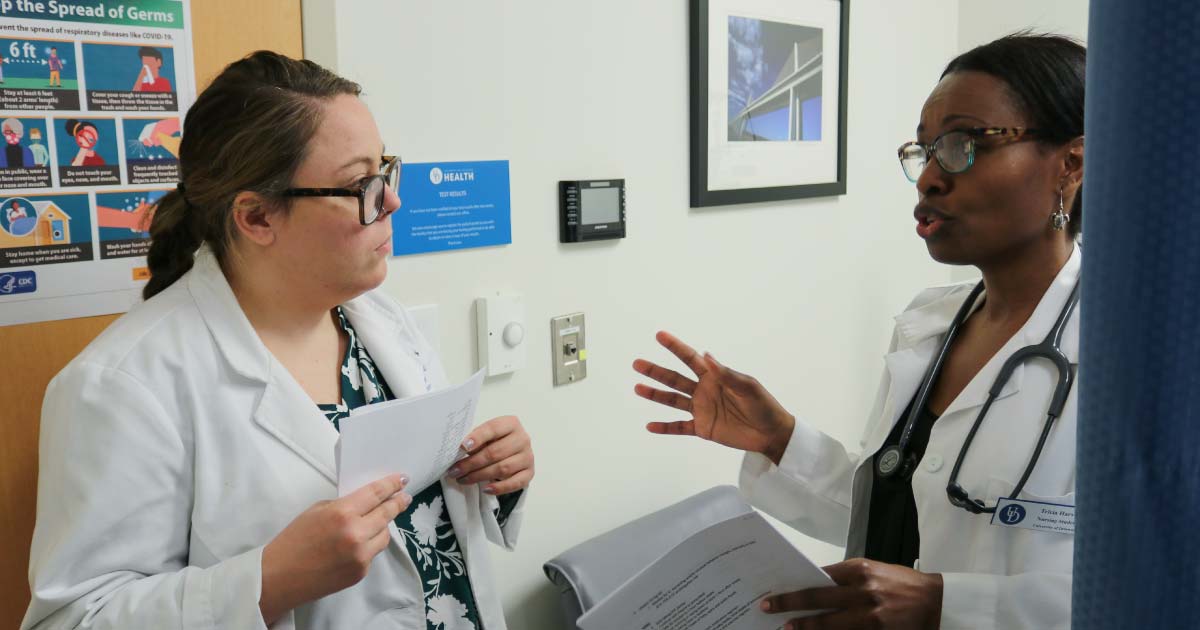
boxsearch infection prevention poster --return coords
[0,0,194,326]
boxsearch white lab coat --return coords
[23,248,525,630]
[741,247,1080,630]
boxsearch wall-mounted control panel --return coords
[559,179,625,242]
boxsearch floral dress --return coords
[318,307,519,630]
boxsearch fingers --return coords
[633,383,693,412]
[461,415,517,453]
[482,466,534,496]
[632,358,698,395]
[645,420,697,436]
[458,452,532,487]
[700,348,758,393]
[821,559,872,586]
[344,474,409,516]
[655,331,708,376]
[453,434,533,485]
[762,585,865,613]
[453,420,530,480]
[364,515,396,556]
[362,489,412,531]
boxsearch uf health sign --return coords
[392,161,512,256]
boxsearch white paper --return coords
[578,511,835,630]
[336,369,485,497]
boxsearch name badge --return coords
[990,497,1075,535]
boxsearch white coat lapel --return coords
[341,296,431,399]
[253,366,341,485]
[187,247,339,485]
[871,342,936,456]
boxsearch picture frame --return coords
[690,0,850,207]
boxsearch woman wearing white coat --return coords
[634,34,1084,629]
[23,52,534,630]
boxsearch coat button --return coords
[924,453,944,472]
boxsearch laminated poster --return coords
[0,0,194,326]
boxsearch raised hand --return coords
[633,331,795,464]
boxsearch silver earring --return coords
[1052,186,1070,231]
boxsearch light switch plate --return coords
[476,294,525,376]
[551,312,586,385]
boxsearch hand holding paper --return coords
[336,369,485,497]
[448,414,535,496]
[578,511,835,630]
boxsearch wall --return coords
[959,0,1088,51]
[303,1,959,627]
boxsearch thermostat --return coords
[559,179,626,242]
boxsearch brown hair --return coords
[143,51,361,299]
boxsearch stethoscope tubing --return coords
[877,274,1081,515]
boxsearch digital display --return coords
[581,187,620,224]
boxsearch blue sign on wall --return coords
[392,160,512,256]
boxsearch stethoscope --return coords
[874,275,1081,515]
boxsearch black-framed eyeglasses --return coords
[897,127,1042,183]
[280,155,401,225]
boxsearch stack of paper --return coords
[578,511,835,630]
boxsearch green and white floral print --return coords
[318,307,482,630]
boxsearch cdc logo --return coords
[429,167,444,185]
[1000,503,1027,525]
[0,270,37,295]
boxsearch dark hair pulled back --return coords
[941,32,1086,237]
[143,51,361,299]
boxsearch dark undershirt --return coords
[864,394,940,567]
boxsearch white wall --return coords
[302,1,961,627]
[959,0,1088,51]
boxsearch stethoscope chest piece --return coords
[877,445,904,477]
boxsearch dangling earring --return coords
[1051,185,1070,231]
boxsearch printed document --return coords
[578,511,835,630]
[336,369,485,497]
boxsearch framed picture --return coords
[690,0,849,207]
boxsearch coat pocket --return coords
[970,477,1075,575]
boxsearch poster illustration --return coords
[54,116,120,185]
[95,188,160,259]
[83,42,179,111]
[0,192,92,268]
[0,36,81,110]
[0,115,52,188]
[122,116,179,183]
[0,0,195,326]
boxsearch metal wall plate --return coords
[550,312,586,385]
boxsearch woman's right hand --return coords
[633,331,796,465]
[259,474,411,625]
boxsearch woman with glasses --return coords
[634,34,1083,629]
[24,51,533,630]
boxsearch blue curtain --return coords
[1076,1,1200,626]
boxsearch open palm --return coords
[633,331,794,463]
